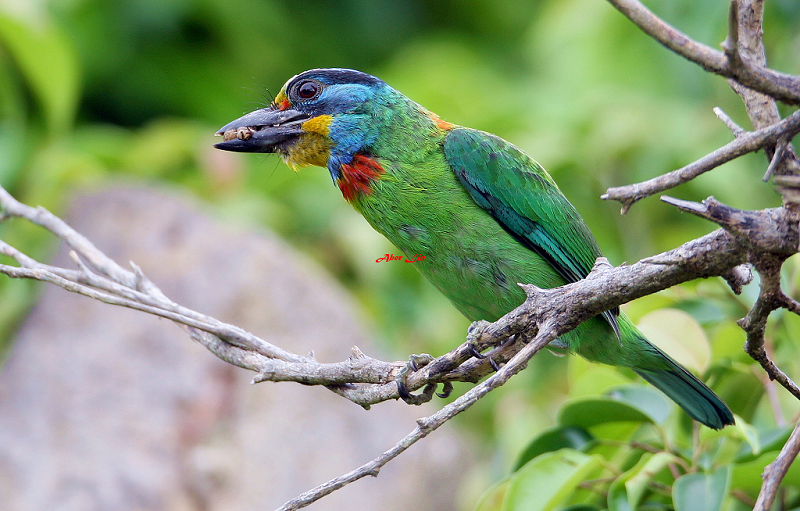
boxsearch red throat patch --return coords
[337,155,384,202]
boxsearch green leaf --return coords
[569,360,633,399]
[606,385,672,424]
[673,465,730,511]
[732,419,760,459]
[608,452,678,511]
[558,396,654,429]
[513,426,594,472]
[709,364,762,422]
[636,308,710,373]
[475,478,510,511]
[731,451,800,493]
[503,449,604,511]
[627,452,678,508]
[734,426,793,463]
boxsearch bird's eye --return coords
[296,80,322,100]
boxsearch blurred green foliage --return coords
[1,0,799,509]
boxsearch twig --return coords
[655,195,800,398]
[601,109,800,212]
[605,0,800,105]
[754,419,800,511]
[713,107,746,137]
[659,197,797,254]
[725,0,800,182]
[277,321,555,510]
[719,0,741,66]
[763,136,788,182]
[738,256,800,400]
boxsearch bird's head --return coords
[215,68,453,199]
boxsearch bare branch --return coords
[605,0,800,105]
[738,254,800,400]
[726,0,800,182]
[755,420,800,511]
[277,322,555,510]
[660,197,798,254]
[763,137,789,182]
[602,109,800,212]
[713,107,746,137]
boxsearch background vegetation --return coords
[1,0,799,509]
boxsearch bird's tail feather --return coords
[633,350,734,430]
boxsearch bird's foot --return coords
[467,319,510,372]
[466,320,493,359]
[396,353,438,405]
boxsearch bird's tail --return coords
[631,342,734,430]
[572,314,734,429]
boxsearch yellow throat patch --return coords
[282,114,333,169]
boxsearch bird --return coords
[214,68,734,429]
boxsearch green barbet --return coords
[214,68,734,429]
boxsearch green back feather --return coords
[443,128,620,336]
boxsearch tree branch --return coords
[725,0,800,182]
[606,0,800,105]
[601,109,800,212]
[277,319,554,510]
[738,253,800,401]
[755,419,800,511]
[0,183,761,404]
[605,3,800,509]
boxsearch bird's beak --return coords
[213,107,311,153]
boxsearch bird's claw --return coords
[467,324,515,372]
[406,353,434,372]
[466,319,492,360]
[436,382,454,399]
[468,343,502,372]
[396,353,437,405]
[468,344,487,359]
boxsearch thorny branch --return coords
[605,1,800,510]
[1,1,800,509]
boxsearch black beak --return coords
[214,107,311,153]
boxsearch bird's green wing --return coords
[444,127,620,334]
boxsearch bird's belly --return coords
[358,196,566,322]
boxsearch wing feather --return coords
[444,128,620,336]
